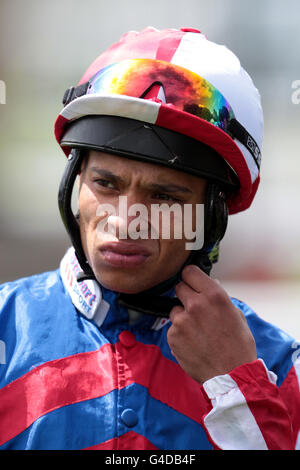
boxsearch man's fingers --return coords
[181,264,215,293]
[175,281,195,306]
[169,304,185,323]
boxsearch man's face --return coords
[78,150,207,293]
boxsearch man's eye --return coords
[95,179,116,189]
[153,193,181,202]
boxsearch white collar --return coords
[60,247,110,327]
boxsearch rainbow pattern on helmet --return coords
[87,58,235,132]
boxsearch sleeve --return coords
[200,358,300,450]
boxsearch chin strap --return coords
[74,248,214,318]
[58,149,95,278]
[117,249,213,317]
[117,293,182,318]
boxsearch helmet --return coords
[56,27,263,213]
[55,27,263,316]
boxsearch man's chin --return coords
[89,256,183,294]
[96,276,153,294]
[92,265,162,294]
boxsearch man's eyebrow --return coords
[148,183,193,194]
[89,167,124,184]
[88,167,192,193]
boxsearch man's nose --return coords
[109,195,151,239]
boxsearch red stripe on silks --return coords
[0,343,117,446]
[0,339,210,446]
[84,431,158,450]
[155,104,254,215]
[229,360,294,450]
[115,341,210,424]
[279,365,300,449]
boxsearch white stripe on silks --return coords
[60,247,110,327]
[203,373,268,450]
[257,357,277,385]
[60,94,160,125]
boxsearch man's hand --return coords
[167,265,257,384]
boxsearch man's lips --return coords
[99,242,152,268]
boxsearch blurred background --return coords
[0,0,299,336]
